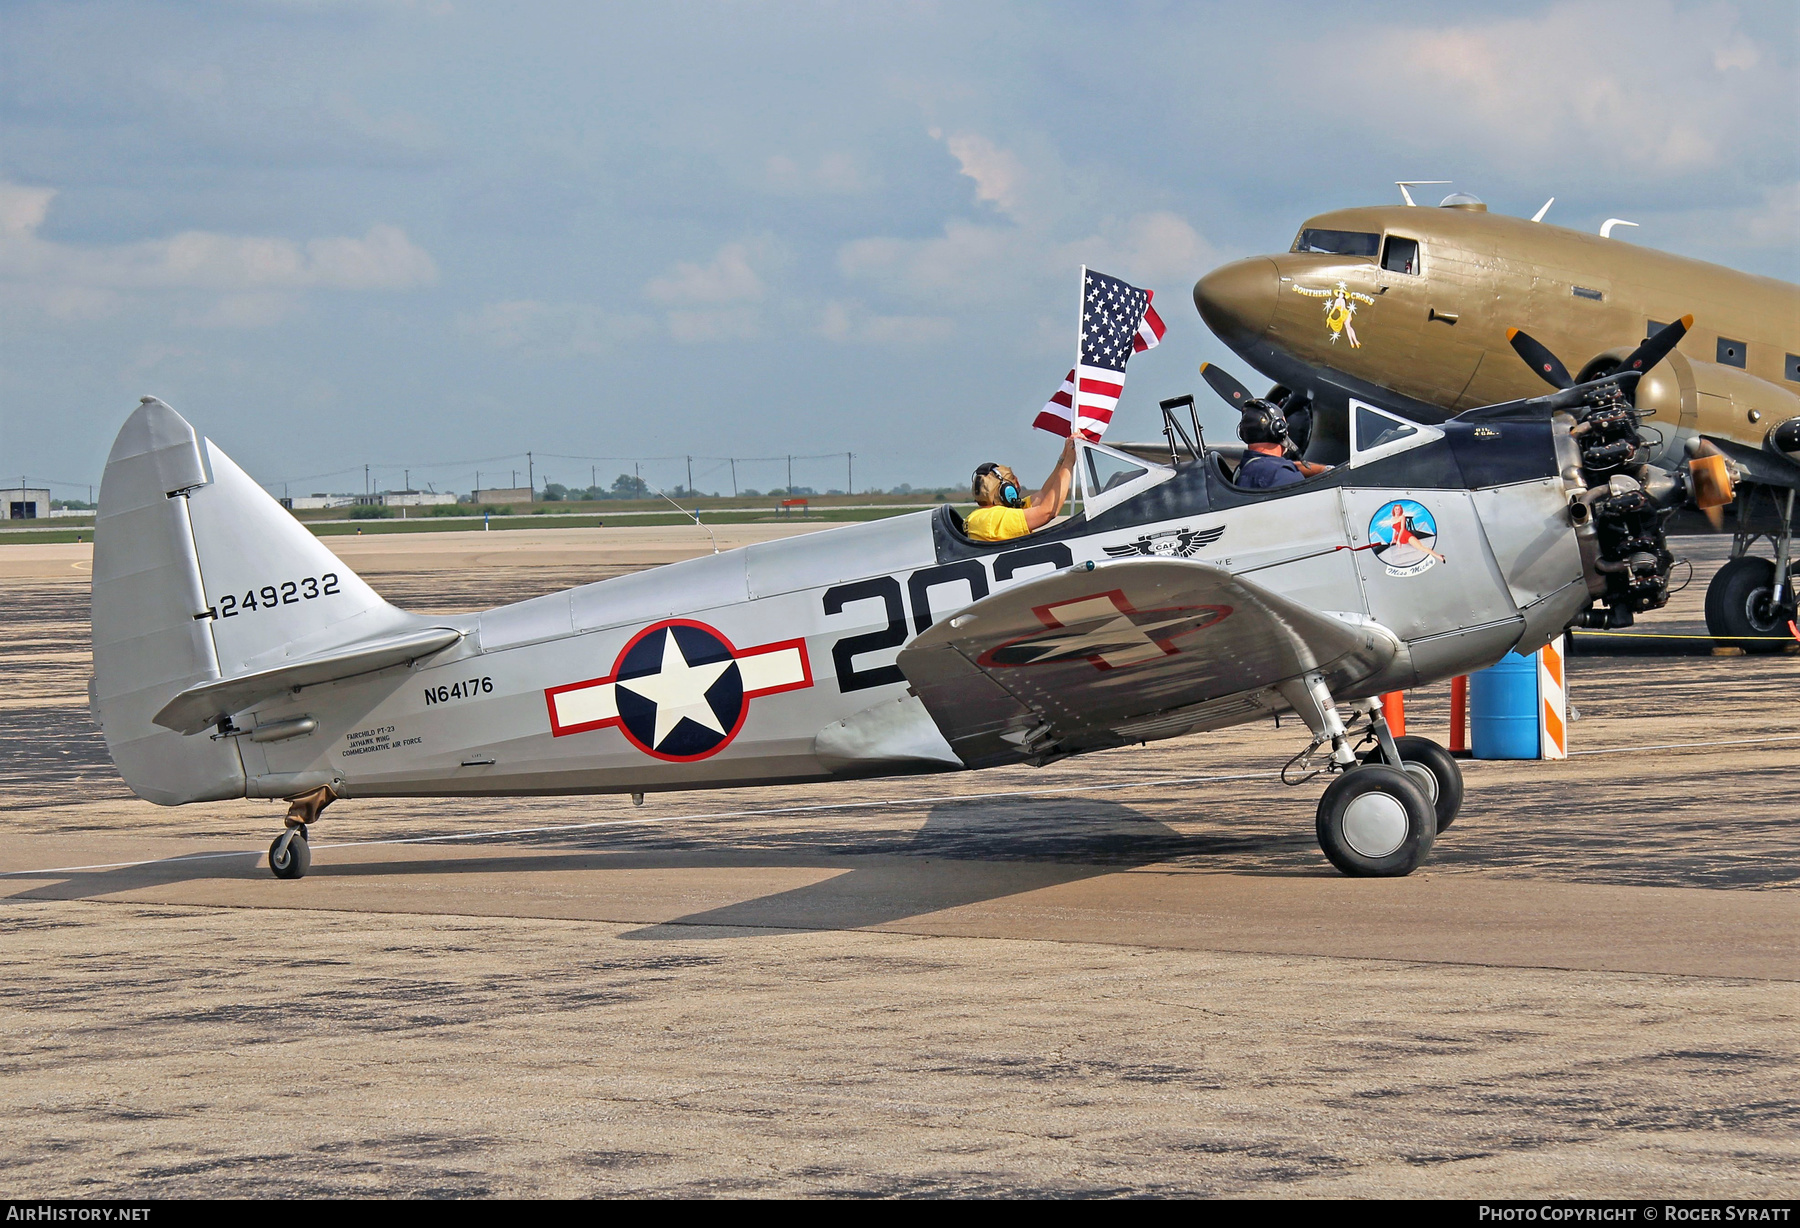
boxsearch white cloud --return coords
[763,152,873,196]
[458,299,652,358]
[644,240,767,305]
[666,307,762,343]
[643,239,781,342]
[941,131,1028,215]
[1741,181,1800,248]
[837,133,1214,318]
[180,293,300,330]
[1059,211,1216,289]
[1322,1,1791,179]
[818,300,954,346]
[0,181,437,325]
[1638,180,1800,267]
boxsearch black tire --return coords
[1705,557,1793,654]
[1358,735,1464,832]
[269,828,311,880]
[1316,764,1435,878]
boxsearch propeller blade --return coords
[1689,452,1735,511]
[1617,314,1693,379]
[1704,505,1725,531]
[1199,362,1255,409]
[1506,327,1574,390]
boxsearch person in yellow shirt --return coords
[965,435,1079,542]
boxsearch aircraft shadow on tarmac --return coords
[606,795,1325,938]
[2,797,1328,932]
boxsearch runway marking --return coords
[6,730,1800,881]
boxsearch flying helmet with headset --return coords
[1237,398,1289,447]
[972,462,1025,508]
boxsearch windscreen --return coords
[1086,450,1148,494]
[1292,228,1380,258]
[1356,405,1418,452]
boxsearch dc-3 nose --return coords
[1193,256,1279,351]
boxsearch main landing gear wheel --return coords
[1705,557,1794,654]
[1316,764,1435,878]
[1358,735,1464,832]
[269,826,311,880]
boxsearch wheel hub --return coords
[1401,761,1438,805]
[1745,587,1789,635]
[1342,791,1408,858]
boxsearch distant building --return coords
[282,494,358,510]
[280,491,457,510]
[472,487,534,504]
[0,487,52,519]
[382,490,459,507]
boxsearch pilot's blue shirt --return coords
[1235,452,1305,490]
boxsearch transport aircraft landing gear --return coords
[1708,496,1799,653]
[1706,557,1793,652]
[268,785,336,880]
[1277,674,1438,877]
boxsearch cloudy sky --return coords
[1,0,1794,499]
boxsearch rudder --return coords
[91,398,243,804]
[91,397,415,805]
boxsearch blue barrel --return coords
[1469,651,1540,760]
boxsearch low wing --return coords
[896,559,1398,768]
[154,626,462,734]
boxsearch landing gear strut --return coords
[268,785,336,880]
[1278,675,1441,877]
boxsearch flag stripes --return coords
[1034,282,1164,441]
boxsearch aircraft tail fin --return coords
[91,398,417,804]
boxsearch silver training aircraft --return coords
[88,322,1694,880]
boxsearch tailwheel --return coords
[269,826,311,880]
[1316,764,1435,878]
[1358,735,1464,832]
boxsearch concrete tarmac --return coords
[1,528,1796,1197]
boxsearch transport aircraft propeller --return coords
[1504,315,1732,530]
[1505,315,1693,394]
[1198,361,1257,408]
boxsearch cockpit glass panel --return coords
[1086,450,1148,494]
[1356,405,1418,452]
[1292,228,1380,258]
[1381,236,1420,274]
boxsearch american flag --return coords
[1034,269,1165,441]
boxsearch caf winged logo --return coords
[1102,525,1224,559]
[1293,280,1375,348]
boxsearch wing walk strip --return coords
[6,731,1800,880]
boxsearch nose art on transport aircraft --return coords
[1193,256,1279,351]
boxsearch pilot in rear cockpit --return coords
[966,435,1079,542]
[1233,399,1330,490]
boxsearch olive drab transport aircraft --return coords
[1193,190,1800,649]
[88,329,1688,882]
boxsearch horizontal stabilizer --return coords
[897,559,1397,767]
[154,626,462,735]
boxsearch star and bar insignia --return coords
[545,620,811,761]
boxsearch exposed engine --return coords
[1556,382,1681,629]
